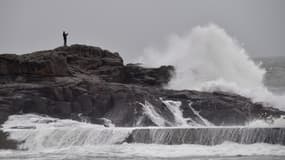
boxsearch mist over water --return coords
[139,24,285,110]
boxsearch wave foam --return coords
[2,114,131,150]
[139,24,285,110]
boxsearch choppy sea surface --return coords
[258,56,285,94]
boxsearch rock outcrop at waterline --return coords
[0,44,284,127]
[0,131,17,149]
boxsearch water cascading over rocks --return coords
[2,114,285,151]
[0,44,285,149]
[128,128,285,145]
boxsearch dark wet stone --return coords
[0,130,18,149]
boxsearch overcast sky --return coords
[1,0,284,61]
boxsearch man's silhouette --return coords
[63,31,68,46]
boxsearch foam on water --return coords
[189,102,214,126]
[0,142,285,159]
[139,99,284,127]
[1,114,285,159]
[161,99,189,126]
[246,115,285,128]
[139,99,212,126]
[80,142,285,157]
[2,114,132,150]
[139,101,169,126]
[139,24,285,110]
[3,114,285,148]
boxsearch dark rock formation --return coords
[0,44,284,128]
[124,64,174,87]
[0,130,17,149]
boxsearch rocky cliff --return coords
[0,44,284,127]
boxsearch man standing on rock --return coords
[63,31,69,46]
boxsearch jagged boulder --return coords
[0,51,69,77]
[124,64,174,87]
[0,44,173,86]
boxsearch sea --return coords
[0,25,285,160]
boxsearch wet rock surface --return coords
[0,44,284,128]
[0,130,17,149]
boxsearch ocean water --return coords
[0,145,285,160]
[1,114,285,160]
[1,24,285,160]
[257,56,285,94]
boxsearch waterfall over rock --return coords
[128,128,285,145]
[3,114,132,150]
[3,114,285,151]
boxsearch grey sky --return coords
[0,0,284,62]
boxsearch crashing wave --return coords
[139,24,285,110]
